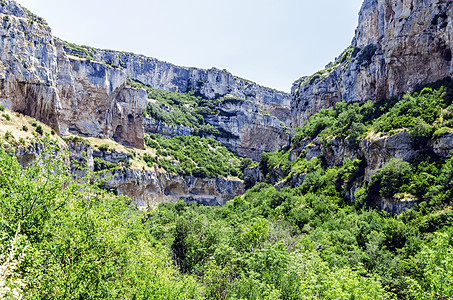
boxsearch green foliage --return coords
[28,119,37,127]
[63,135,90,144]
[0,105,4,111]
[129,78,238,139]
[144,134,242,178]
[357,44,377,66]
[98,144,110,152]
[1,113,10,121]
[35,125,43,135]
[0,140,204,298]
[93,157,119,171]
[293,77,453,144]
[21,125,28,132]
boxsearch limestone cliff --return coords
[67,141,244,208]
[64,47,292,126]
[205,98,290,161]
[292,0,453,127]
[245,130,453,214]
[62,45,292,159]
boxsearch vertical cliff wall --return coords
[292,0,453,127]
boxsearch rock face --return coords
[103,169,244,209]
[143,117,191,138]
[11,139,244,208]
[205,98,291,161]
[72,48,292,126]
[69,141,244,208]
[245,130,453,214]
[292,0,453,127]
[58,57,148,148]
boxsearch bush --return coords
[22,125,28,131]
[0,105,4,111]
[98,144,110,152]
[93,157,119,171]
[2,113,11,121]
[35,125,43,135]
[144,134,242,178]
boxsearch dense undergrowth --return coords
[144,134,244,179]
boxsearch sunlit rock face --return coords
[291,0,453,128]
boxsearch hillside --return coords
[1,0,453,298]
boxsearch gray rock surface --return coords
[292,0,453,127]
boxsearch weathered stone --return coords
[205,99,291,161]
[292,0,453,127]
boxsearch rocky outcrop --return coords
[58,57,148,148]
[289,130,453,181]
[62,46,292,159]
[205,98,291,161]
[245,130,453,214]
[103,169,243,209]
[11,139,244,208]
[292,0,453,127]
[75,142,244,208]
[143,117,192,138]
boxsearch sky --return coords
[18,0,364,92]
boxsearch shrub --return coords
[22,125,28,131]
[98,144,110,152]
[35,125,43,135]
[93,157,119,171]
[63,136,90,144]
[0,105,5,111]
[2,113,11,121]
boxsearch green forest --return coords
[1,79,453,299]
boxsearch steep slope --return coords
[292,0,453,127]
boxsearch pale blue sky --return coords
[18,0,364,92]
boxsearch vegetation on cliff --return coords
[293,77,453,145]
[144,133,244,178]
